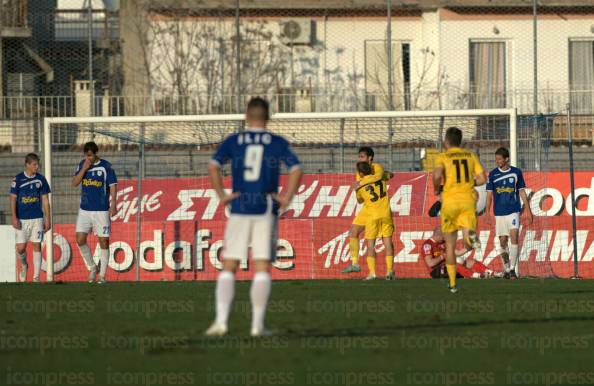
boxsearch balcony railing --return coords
[0,88,587,120]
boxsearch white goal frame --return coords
[43,108,517,281]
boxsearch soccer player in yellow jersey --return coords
[355,161,395,280]
[342,147,393,274]
[432,127,486,293]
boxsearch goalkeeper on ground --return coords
[342,147,393,276]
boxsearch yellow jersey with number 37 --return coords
[435,147,484,201]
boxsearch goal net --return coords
[39,109,564,282]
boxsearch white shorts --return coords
[223,214,278,261]
[495,212,520,237]
[16,218,44,244]
[76,209,111,237]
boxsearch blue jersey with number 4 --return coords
[10,172,51,220]
[211,129,301,215]
[486,166,526,216]
[74,159,117,211]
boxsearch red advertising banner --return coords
[32,172,594,281]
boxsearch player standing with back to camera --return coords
[10,153,51,282]
[485,147,533,279]
[72,141,118,284]
[432,127,486,293]
[205,97,303,337]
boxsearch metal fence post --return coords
[135,124,145,282]
[340,118,345,173]
[566,104,581,279]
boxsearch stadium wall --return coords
[9,171,594,281]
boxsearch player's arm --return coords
[357,163,384,187]
[422,243,442,268]
[472,154,486,186]
[107,168,118,217]
[432,166,444,196]
[356,189,364,204]
[518,170,533,224]
[208,162,239,205]
[72,159,92,187]
[42,194,51,231]
[485,173,493,225]
[10,194,21,230]
[276,138,303,211]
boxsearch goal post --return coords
[41,107,562,283]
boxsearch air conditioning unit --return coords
[279,19,313,45]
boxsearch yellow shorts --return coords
[365,217,394,239]
[440,199,477,234]
[352,208,369,227]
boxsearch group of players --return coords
[10,142,117,283]
[10,97,532,334]
[340,127,533,292]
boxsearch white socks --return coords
[33,251,41,278]
[250,272,272,332]
[99,248,109,278]
[78,244,96,272]
[509,244,519,272]
[215,271,235,326]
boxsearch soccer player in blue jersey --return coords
[10,153,51,282]
[72,141,118,284]
[485,147,533,279]
[205,97,303,337]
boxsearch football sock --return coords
[78,244,96,271]
[446,264,457,287]
[349,238,360,266]
[18,252,26,265]
[509,244,519,272]
[250,272,271,332]
[99,248,109,278]
[33,251,41,278]
[456,264,473,278]
[472,261,488,274]
[215,271,235,326]
[366,256,376,276]
[385,255,394,274]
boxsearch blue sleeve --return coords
[211,135,234,166]
[10,177,18,195]
[279,137,301,171]
[41,176,51,194]
[517,169,526,190]
[107,167,117,185]
[485,173,493,191]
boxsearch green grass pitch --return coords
[2,279,594,385]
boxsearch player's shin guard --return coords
[446,264,457,287]
[385,255,394,273]
[509,244,519,272]
[215,271,235,326]
[17,252,26,265]
[78,244,96,271]
[250,272,271,332]
[497,245,510,272]
[33,251,41,278]
[99,248,109,278]
[366,256,376,276]
[349,238,360,266]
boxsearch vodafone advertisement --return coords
[39,172,594,281]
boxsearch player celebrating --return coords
[205,97,303,337]
[10,153,51,282]
[422,227,495,279]
[432,127,486,293]
[343,147,392,274]
[355,161,395,280]
[72,141,117,284]
[485,147,533,279]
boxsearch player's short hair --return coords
[356,161,373,176]
[246,97,270,121]
[24,153,39,164]
[495,147,510,159]
[358,146,374,160]
[445,127,462,147]
[83,141,99,154]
